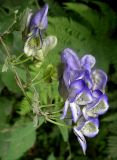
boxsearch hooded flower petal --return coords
[86,94,109,117]
[60,99,69,120]
[35,35,57,59]
[30,4,49,30]
[81,55,96,72]
[92,89,103,99]
[61,48,80,70]
[75,87,93,105]
[76,115,86,130]
[76,70,93,89]
[42,36,57,52]
[63,66,71,88]
[63,67,80,89]
[69,79,85,102]
[74,127,87,154]
[82,107,89,120]
[70,102,81,123]
[92,69,107,91]
[81,118,99,138]
[24,35,57,60]
[24,36,41,56]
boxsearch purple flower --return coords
[74,117,99,154]
[24,4,49,54]
[59,48,109,154]
[30,4,49,32]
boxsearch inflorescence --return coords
[59,48,109,154]
[23,3,109,155]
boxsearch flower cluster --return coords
[24,4,57,60]
[59,48,109,154]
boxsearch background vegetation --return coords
[0,0,117,159]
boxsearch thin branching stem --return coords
[0,37,10,57]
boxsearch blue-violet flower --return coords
[59,48,109,154]
[23,4,57,60]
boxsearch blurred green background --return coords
[0,0,117,160]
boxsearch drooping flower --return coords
[24,4,57,60]
[59,48,109,154]
[24,35,57,60]
[29,4,49,32]
[74,117,99,154]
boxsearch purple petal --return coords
[63,66,71,89]
[92,90,103,98]
[84,70,93,89]
[70,102,79,123]
[69,79,85,91]
[76,116,86,130]
[61,48,80,70]
[76,70,93,89]
[92,69,107,91]
[86,94,109,117]
[82,107,89,120]
[69,79,85,102]
[30,4,49,30]
[63,67,81,89]
[58,77,69,100]
[88,117,99,127]
[81,118,99,138]
[75,87,93,105]
[81,55,96,72]
[60,99,69,120]
[74,127,87,154]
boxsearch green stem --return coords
[15,53,25,60]
[46,117,69,127]
[0,37,10,57]
[13,67,32,105]
[13,57,31,65]
[31,70,41,82]
[40,102,63,109]
[51,109,63,114]
[35,0,40,8]
[67,141,72,160]
[32,74,50,86]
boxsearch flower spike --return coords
[59,48,109,154]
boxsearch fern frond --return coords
[17,92,32,115]
[108,136,117,158]
[36,81,62,105]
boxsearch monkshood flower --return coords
[59,48,109,154]
[26,4,49,49]
[24,4,57,60]
[29,4,49,32]
[24,35,57,60]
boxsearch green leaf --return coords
[0,76,4,93]
[65,3,90,13]
[48,152,56,160]
[17,91,32,115]
[1,0,31,11]
[1,69,21,93]
[57,120,69,142]
[0,97,13,129]
[13,31,23,55]
[102,113,117,122]
[0,122,36,160]
[38,116,45,127]
[0,12,15,33]
[15,66,27,82]
[108,136,117,158]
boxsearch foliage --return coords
[0,0,117,159]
